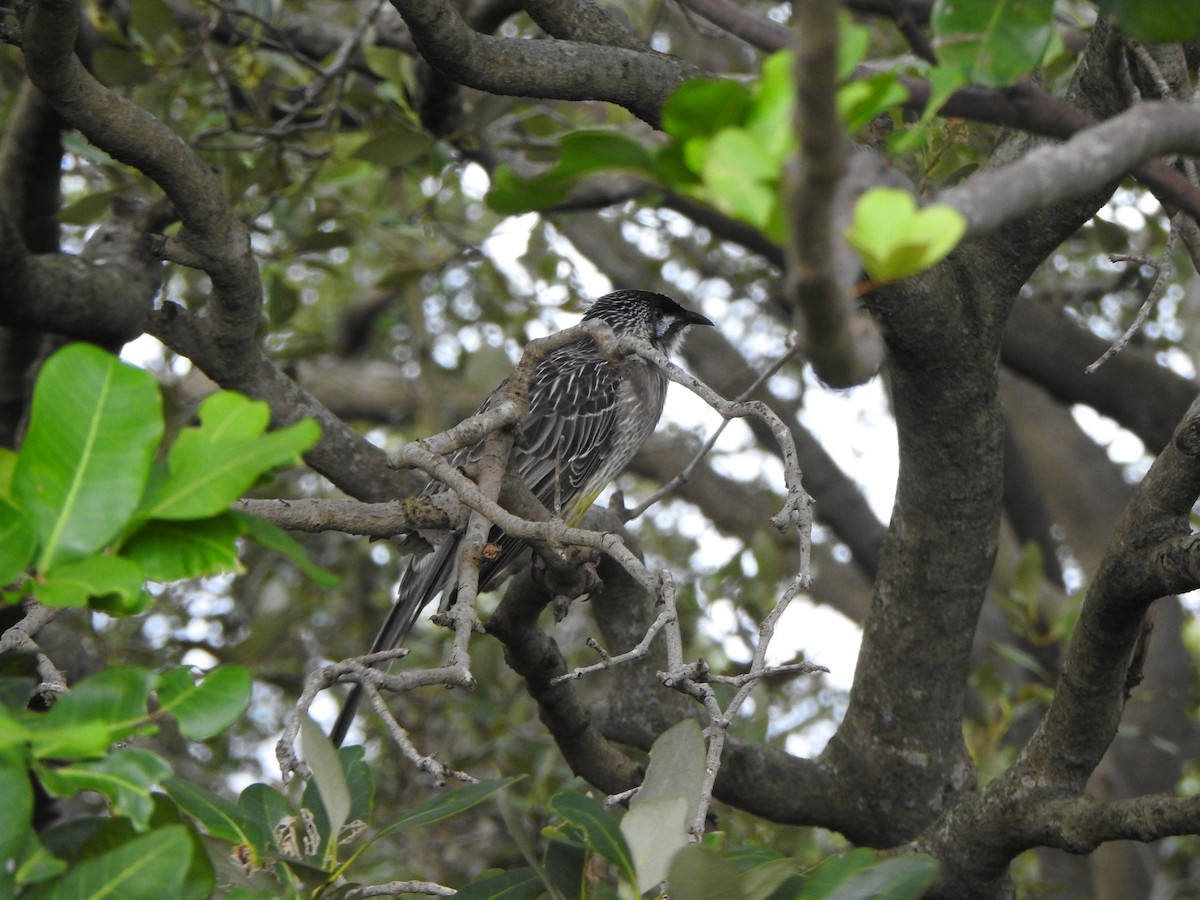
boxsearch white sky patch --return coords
[799,373,898,520]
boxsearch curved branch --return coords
[387,0,697,126]
[940,102,1200,237]
[23,0,261,363]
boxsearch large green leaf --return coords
[24,824,191,900]
[32,554,146,611]
[487,131,657,214]
[13,343,162,570]
[932,0,1054,87]
[31,666,158,751]
[299,711,351,862]
[237,783,297,857]
[1091,0,1200,43]
[136,391,319,521]
[163,776,266,856]
[0,495,37,586]
[621,718,706,893]
[34,748,173,831]
[155,665,252,741]
[119,512,245,581]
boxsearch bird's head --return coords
[583,289,713,356]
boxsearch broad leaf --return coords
[137,391,319,522]
[237,783,296,857]
[666,844,744,900]
[32,554,146,611]
[34,666,158,749]
[156,665,252,741]
[13,344,161,570]
[488,131,657,214]
[164,776,265,856]
[844,187,966,282]
[932,0,1054,87]
[34,748,172,831]
[299,711,351,860]
[24,824,191,900]
[120,513,245,581]
[1090,0,1200,43]
[0,496,36,586]
[621,718,706,893]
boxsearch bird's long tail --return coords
[330,537,459,747]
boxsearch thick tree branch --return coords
[387,0,697,127]
[940,102,1200,237]
[23,0,261,350]
[0,200,159,346]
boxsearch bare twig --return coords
[1085,235,1177,374]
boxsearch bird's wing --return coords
[515,345,623,514]
[471,345,623,587]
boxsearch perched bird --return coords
[331,289,712,746]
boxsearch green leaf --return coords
[667,844,745,900]
[24,824,191,900]
[58,190,115,226]
[137,392,319,521]
[487,131,657,214]
[837,15,871,79]
[299,712,351,857]
[146,795,218,900]
[0,496,36,586]
[33,554,146,611]
[120,513,245,581]
[349,121,435,168]
[743,858,802,900]
[237,783,296,857]
[550,792,636,888]
[238,512,340,587]
[746,51,796,166]
[13,343,162,571]
[156,665,252,741]
[818,853,939,900]
[349,777,523,870]
[163,776,265,855]
[838,74,909,134]
[34,748,172,831]
[0,753,56,893]
[844,187,967,282]
[932,0,1054,87]
[1089,0,1200,43]
[34,666,157,751]
[662,79,753,142]
[621,718,706,893]
[454,867,544,900]
[695,128,777,231]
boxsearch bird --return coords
[331,289,713,747]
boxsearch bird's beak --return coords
[685,309,714,328]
